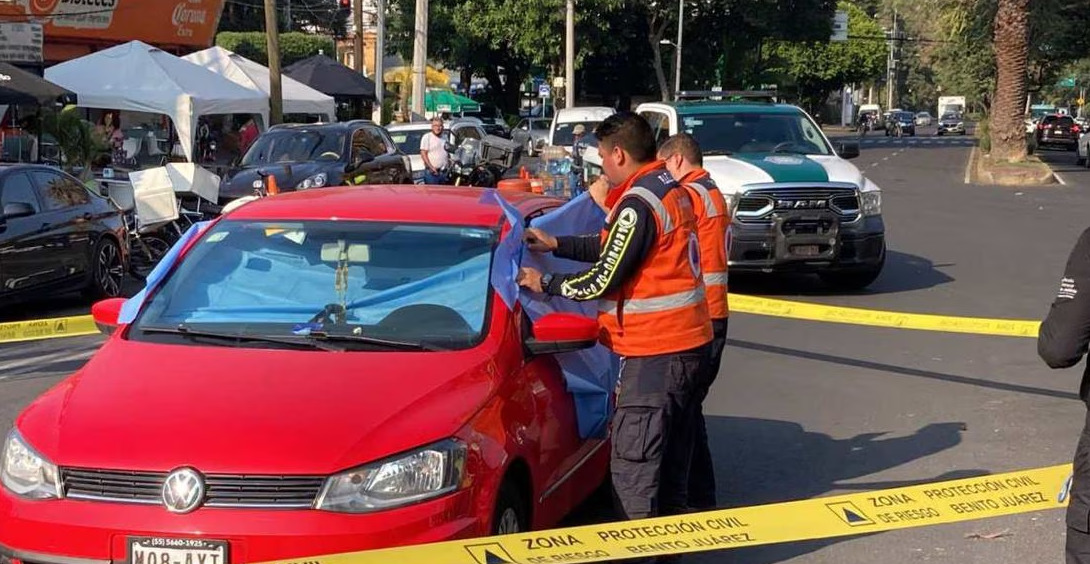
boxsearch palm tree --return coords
[990,0,1030,162]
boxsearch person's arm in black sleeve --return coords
[554,235,602,263]
[543,199,656,301]
[1039,227,1090,368]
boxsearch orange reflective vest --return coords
[679,169,730,319]
[597,161,713,357]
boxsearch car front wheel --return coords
[86,237,125,299]
[492,480,529,535]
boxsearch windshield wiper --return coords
[305,330,449,352]
[140,324,344,352]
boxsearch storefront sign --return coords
[0,0,225,48]
[0,22,43,63]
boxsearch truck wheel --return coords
[819,249,885,291]
[819,266,883,291]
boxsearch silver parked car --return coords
[511,118,552,157]
[915,111,933,126]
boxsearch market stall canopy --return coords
[425,89,480,114]
[0,62,76,106]
[45,41,269,162]
[183,47,336,121]
[284,54,394,99]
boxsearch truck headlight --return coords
[1,430,61,500]
[722,193,737,215]
[861,191,882,217]
[295,173,328,190]
[316,439,466,513]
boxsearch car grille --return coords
[735,188,860,223]
[61,468,325,509]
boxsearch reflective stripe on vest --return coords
[598,286,706,314]
[617,186,675,233]
[685,182,725,218]
[703,271,729,286]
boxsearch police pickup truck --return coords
[584,92,885,290]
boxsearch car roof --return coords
[267,120,374,133]
[225,185,564,227]
[669,102,805,116]
[555,107,615,122]
[386,122,432,131]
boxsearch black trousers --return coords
[1068,408,1090,563]
[611,344,707,521]
[689,317,728,510]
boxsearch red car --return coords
[0,186,610,564]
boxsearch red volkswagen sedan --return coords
[0,186,610,564]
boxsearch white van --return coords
[548,106,616,150]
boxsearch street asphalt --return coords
[4,126,1090,562]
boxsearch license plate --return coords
[791,245,821,256]
[127,537,228,564]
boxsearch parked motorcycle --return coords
[446,137,520,188]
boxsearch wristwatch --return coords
[540,273,555,292]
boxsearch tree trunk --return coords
[646,11,669,102]
[990,0,1030,162]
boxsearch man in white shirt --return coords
[420,117,450,185]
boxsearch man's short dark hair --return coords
[594,112,657,163]
[658,133,703,167]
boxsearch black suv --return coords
[219,121,413,206]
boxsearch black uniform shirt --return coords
[1040,227,1090,402]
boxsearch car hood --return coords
[17,337,499,474]
[704,153,873,195]
[220,162,344,200]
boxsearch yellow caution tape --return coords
[729,295,1042,338]
[260,464,1072,564]
[0,314,97,344]
[0,296,1044,346]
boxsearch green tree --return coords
[762,1,886,116]
[216,32,336,67]
[990,0,1030,162]
[218,0,347,37]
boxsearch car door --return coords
[371,125,411,183]
[29,169,95,283]
[348,126,398,184]
[512,119,530,147]
[0,171,63,294]
[513,198,610,524]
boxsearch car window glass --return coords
[31,170,89,210]
[352,128,386,159]
[532,120,551,131]
[1058,117,1075,126]
[516,120,528,130]
[455,126,482,143]
[2,172,40,214]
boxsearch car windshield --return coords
[389,129,429,154]
[531,120,551,131]
[131,220,497,351]
[680,111,833,155]
[553,121,602,146]
[942,113,960,121]
[896,112,914,121]
[241,130,347,166]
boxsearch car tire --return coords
[492,479,529,535]
[85,237,125,299]
[819,248,885,292]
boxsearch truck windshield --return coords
[681,111,833,156]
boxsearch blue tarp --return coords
[119,221,212,324]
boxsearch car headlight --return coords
[295,173,328,190]
[316,439,466,513]
[722,193,737,215]
[957,122,964,128]
[1,430,61,499]
[861,191,882,217]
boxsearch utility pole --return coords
[886,9,900,111]
[565,0,574,109]
[353,0,364,73]
[372,0,385,124]
[673,0,683,99]
[285,0,292,30]
[411,0,428,115]
[264,0,283,125]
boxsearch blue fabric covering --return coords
[480,189,523,311]
[520,193,620,439]
[119,221,212,324]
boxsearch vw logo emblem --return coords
[161,468,205,514]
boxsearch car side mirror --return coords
[2,202,35,220]
[525,312,600,356]
[92,297,127,336]
[836,141,861,159]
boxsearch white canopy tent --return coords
[45,40,269,162]
[183,47,336,122]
